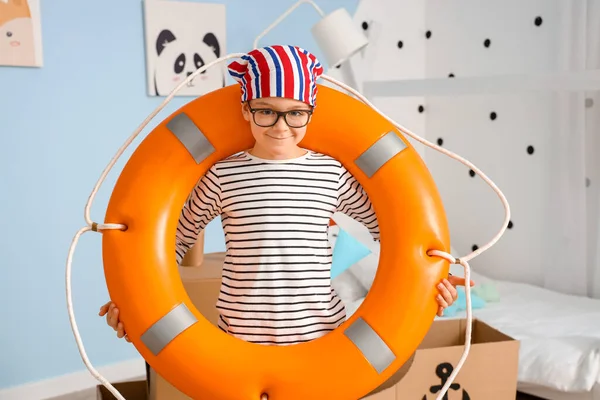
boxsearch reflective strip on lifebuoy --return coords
[102,84,450,400]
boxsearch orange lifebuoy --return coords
[102,84,450,400]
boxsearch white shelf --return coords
[362,69,600,97]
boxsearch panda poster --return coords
[0,0,44,68]
[143,0,226,97]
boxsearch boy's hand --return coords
[99,301,130,342]
[447,274,476,288]
[435,275,476,317]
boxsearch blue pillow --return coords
[331,228,372,279]
[441,287,486,317]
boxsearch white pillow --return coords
[346,251,380,290]
[331,269,369,305]
[328,224,370,303]
[344,242,490,290]
[330,213,381,289]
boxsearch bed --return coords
[329,223,600,400]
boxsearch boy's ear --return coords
[241,102,251,122]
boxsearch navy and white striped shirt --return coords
[175,150,380,345]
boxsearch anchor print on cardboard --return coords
[422,362,470,400]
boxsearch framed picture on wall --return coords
[0,0,44,68]
[143,0,227,97]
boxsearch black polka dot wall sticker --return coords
[361,21,369,30]
[507,220,513,229]
[448,73,455,78]
[585,98,594,108]
[437,138,443,146]
[586,177,591,188]
[490,111,497,121]
[418,105,425,113]
[397,40,404,49]
[472,244,479,252]
[484,38,491,48]
[527,145,535,155]
[469,169,476,177]
[534,16,543,26]
[425,30,432,39]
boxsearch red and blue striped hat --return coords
[228,45,324,107]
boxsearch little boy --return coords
[100,45,464,346]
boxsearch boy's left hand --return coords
[436,275,475,317]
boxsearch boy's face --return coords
[241,97,313,157]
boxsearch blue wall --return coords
[0,0,358,390]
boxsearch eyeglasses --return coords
[248,104,313,128]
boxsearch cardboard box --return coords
[366,318,520,399]
[148,252,225,400]
[141,252,520,400]
[175,251,224,325]
[180,230,206,267]
[96,379,148,400]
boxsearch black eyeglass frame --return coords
[247,104,314,128]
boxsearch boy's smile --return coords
[266,134,293,140]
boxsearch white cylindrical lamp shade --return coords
[311,8,368,67]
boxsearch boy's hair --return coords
[227,45,324,107]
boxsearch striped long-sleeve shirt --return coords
[175,150,380,345]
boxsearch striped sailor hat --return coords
[227,45,324,107]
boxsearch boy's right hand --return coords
[99,301,131,342]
